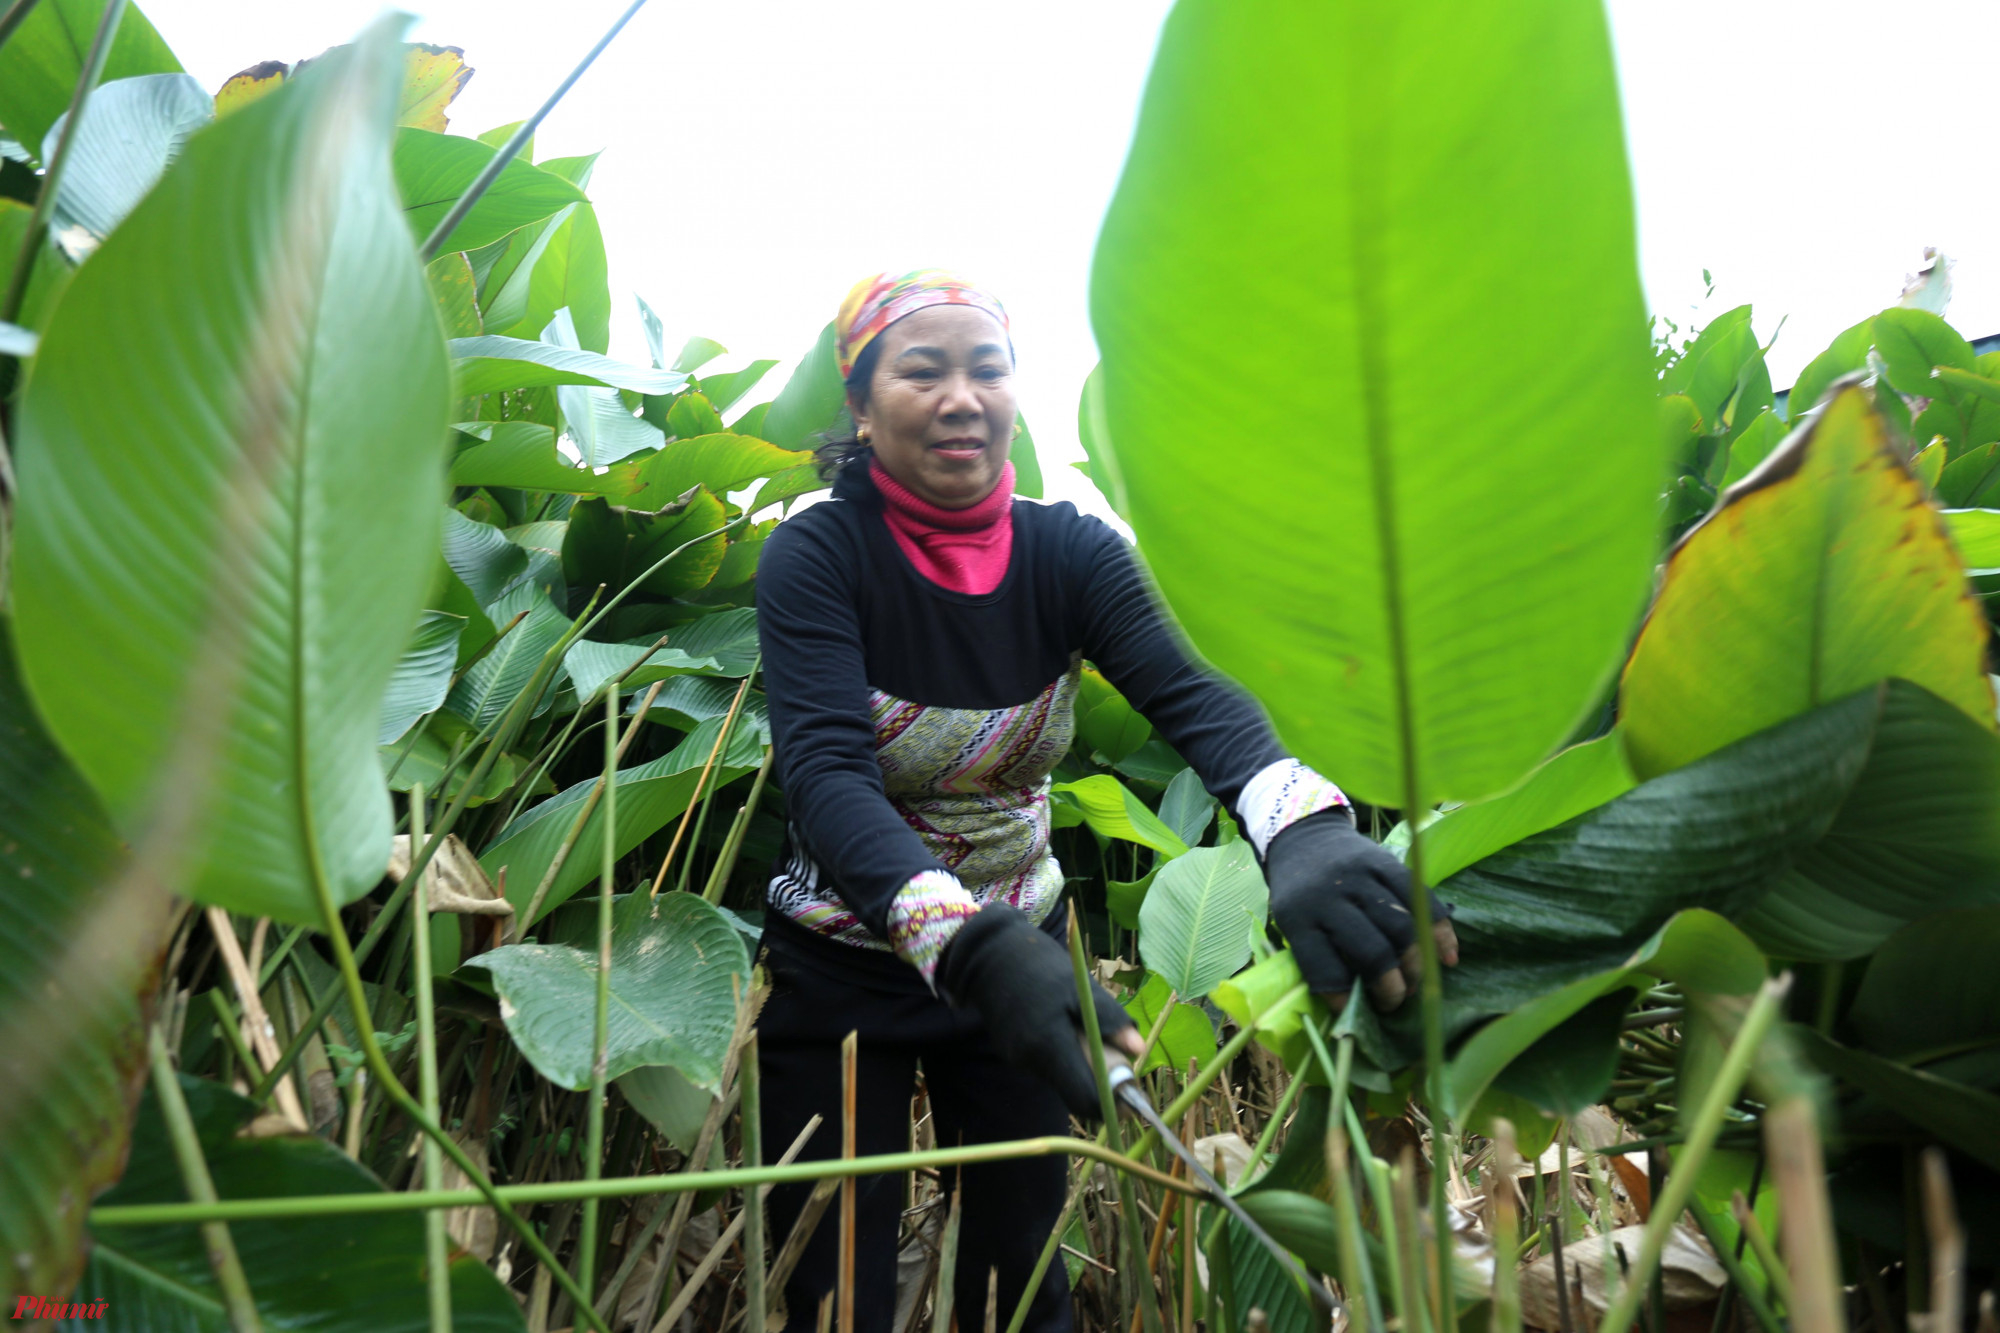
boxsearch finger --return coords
[1435,918,1461,967]
[1320,899,1401,993]
[1321,988,1352,1016]
[1284,918,1354,1000]
[1353,868,1418,956]
[1114,1026,1146,1060]
[1366,965,1408,1011]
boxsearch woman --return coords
[755,270,1457,1332]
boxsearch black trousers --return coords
[758,945,1074,1333]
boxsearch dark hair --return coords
[813,336,884,480]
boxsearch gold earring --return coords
[857,427,871,445]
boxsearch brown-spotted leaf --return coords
[399,43,473,132]
[213,59,288,118]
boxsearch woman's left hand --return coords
[1264,809,1459,1012]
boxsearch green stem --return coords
[1597,978,1787,1333]
[302,799,613,1333]
[0,0,123,325]
[576,685,617,1297]
[1685,1198,1786,1333]
[674,659,759,896]
[742,1029,767,1333]
[701,745,774,903]
[1067,911,1163,1333]
[148,1024,264,1333]
[1235,1052,1309,1189]
[1305,1019,1380,1329]
[92,1136,1199,1226]
[1405,813,1454,1333]
[406,786,450,1333]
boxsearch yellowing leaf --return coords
[1622,383,1996,779]
[212,60,287,119]
[398,43,472,133]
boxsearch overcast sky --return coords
[146,0,2000,514]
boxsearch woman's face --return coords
[855,304,1016,509]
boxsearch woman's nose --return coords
[937,372,983,419]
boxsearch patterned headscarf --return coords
[834,269,1011,384]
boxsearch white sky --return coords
[146,0,2000,515]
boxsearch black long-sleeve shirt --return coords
[756,461,1290,985]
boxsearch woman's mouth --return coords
[929,438,985,461]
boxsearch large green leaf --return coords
[481,204,610,351]
[1622,384,1996,780]
[83,1075,524,1330]
[449,334,685,396]
[0,0,182,156]
[1445,909,1763,1115]
[1138,841,1268,998]
[1786,318,1873,420]
[1122,973,1216,1076]
[12,21,451,924]
[1050,774,1187,857]
[463,891,749,1089]
[0,628,161,1304]
[1944,507,2000,573]
[449,420,645,499]
[1089,0,1658,810]
[0,199,73,333]
[42,73,210,245]
[481,715,762,923]
[1872,306,1975,399]
[1738,681,2000,960]
[562,636,728,700]
[757,321,847,451]
[1849,907,2000,1062]
[378,610,465,744]
[1416,732,1635,884]
[1796,1027,2000,1172]
[561,491,728,598]
[443,598,569,729]
[1419,684,1883,1031]
[560,383,665,466]
[628,433,814,508]
[390,127,585,253]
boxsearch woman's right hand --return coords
[937,904,1139,1120]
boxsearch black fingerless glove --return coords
[936,904,1136,1120]
[1264,808,1451,1005]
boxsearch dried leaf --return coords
[387,833,514,916]
[1520,1224,1722,1331]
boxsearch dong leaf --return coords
[0,628,164,1302]
[1090,0,1659,811]
[1872,306,1976,399]
[449,421,645,499]
[481,715,762,923]
[1944,507,2000,573]
[481,203,611,351]
[464,891,750,1089]
[450,335,683,396]
[391,127,585,253]
[444,598,569,730]
[758,321,847,451]
[629,434,814,508]
[1850,907,2000,1063]
[1738,680,2000,960]
[378,611,465,744]
[1622,384,1996,780]
[1796,1028,2000,1172]
[1787,318,1873,420]
[1139,841,1267,998]
[561,637,722,700]
[82,1076,524,1330]
[12,20,451,923]
[1417,732,1635,885]
[1051,774,1187,858]
[42,73,210,246]
[0,0,182,156]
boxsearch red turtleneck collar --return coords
[870,458,1015,595]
